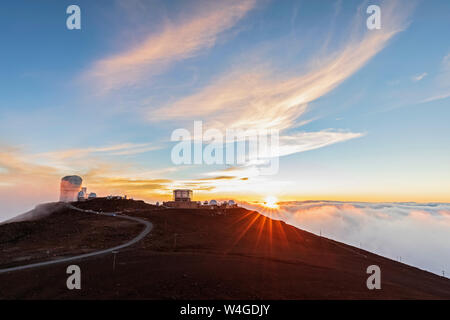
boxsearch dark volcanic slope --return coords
[0,204,142,269]
[0,199,449,299]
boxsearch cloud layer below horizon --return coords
[242,200,450,276]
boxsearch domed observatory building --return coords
[77,187,88,201]
[228,200,237,207]
[59,175,82,202]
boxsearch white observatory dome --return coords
[228,200,236,206]
[77,190,86,201]
[88,192,97,199]
[60,175,83,202]
[209,200,217,205]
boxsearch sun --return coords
[264,196,279,209]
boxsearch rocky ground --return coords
[0,198,449,299]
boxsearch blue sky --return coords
[1,0,450,219]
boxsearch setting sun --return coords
[264,196,279,208]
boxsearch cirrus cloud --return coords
[84,0,257,93]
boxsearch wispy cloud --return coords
[0,143,174,221]
[35,143,158,161]
[0,144,161,186]
[151,0,412,128]
[84,0,257,93]
[420,92,450,104]
[0,147,62,221]
[420,52,450,103]
[443,53,450,69]
[276,131,364,157]
[148,0,411,159]
[88,177,173,194]
[412,72,427,82]
[0,147,59,182]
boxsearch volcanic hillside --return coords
[0,198,449,299]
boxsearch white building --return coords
[59,176,82,202]
[163,189,198,208]
[59,176,98,202]
[173,189,193,202]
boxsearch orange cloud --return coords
[150,0,412,131]
[147,0,412,159]
[84,0,257,92]
[0,144,177,216]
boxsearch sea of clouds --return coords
[241,201,450,277]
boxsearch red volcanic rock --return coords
[0,200,449,299]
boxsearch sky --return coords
[1,0,450,221]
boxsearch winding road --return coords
[0,205,153,274]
